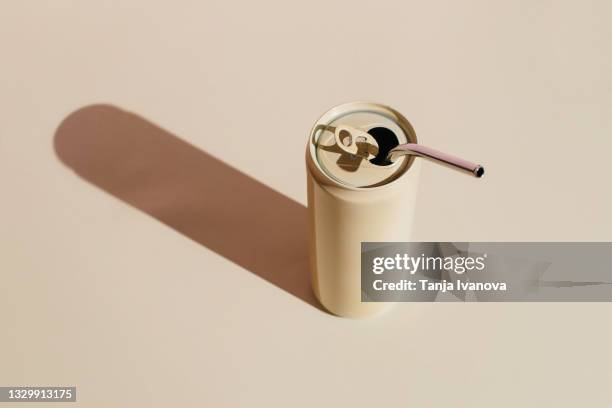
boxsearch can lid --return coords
[309,102,417,188]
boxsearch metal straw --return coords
[388,144,484,178]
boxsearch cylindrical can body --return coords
[306,102,421,318]
[307,161,421,317]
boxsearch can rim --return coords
[308,101,418,191]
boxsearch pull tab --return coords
[334,125,379,160]
[388,144,485,178]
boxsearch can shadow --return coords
[53,105,324,312]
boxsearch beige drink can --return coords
[306,102,422,318]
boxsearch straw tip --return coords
[474,165,485,178]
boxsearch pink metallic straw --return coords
[388,144,485,178]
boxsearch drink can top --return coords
[309,102,417,188]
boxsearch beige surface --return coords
[1,1,611,407]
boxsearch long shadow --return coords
[54,105,322,311]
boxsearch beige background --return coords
[1,1,611,407]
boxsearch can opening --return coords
[367,127,400,166]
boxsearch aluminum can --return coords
[306,102,421,317]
